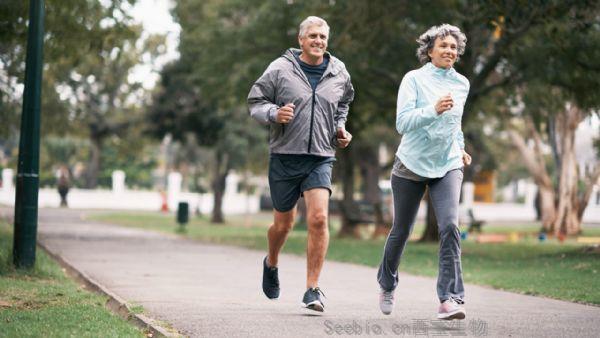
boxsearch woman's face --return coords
[428,35,458,69]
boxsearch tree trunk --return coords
[419,190,439,242]
[85,135,102,189]
[578,167,600,223]
[552,105,584,236]
[356,145,388,239]
[508,124,556,231]
[511,106,597,236]
[211,152,229,224]
[338,147,360,238]
[538,187,556,232]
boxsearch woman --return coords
[377,24,471,320]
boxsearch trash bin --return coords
[177,202,189,225]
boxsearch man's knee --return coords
[308,211,328,230]
[272,218,294,233]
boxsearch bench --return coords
[467,208,485,233]
[338,200,391,227]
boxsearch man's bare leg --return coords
[266,207,297,267]
[303,188,330,288]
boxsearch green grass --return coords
[0,221,145,338]
[90,211,600,305]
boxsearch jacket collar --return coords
[283,48,342,76]
[423,62,456,77]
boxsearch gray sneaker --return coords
[262,256,280,299]
[301,287,325,312]
[379,288,395,315]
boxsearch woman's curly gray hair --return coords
[416,24,467,64]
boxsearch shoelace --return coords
[450,296,464,305]
[311,287,326,299]
[269,271,279,288]
[382,291,394,302]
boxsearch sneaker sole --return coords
[301,301,324,312]
[437,310,466,320]
[380,307,393,315]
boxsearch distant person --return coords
[248,16,354,312]
[534,189,541,221]
[377,24,471,320]
[57,166,70,207]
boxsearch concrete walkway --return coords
[6,208,600,337]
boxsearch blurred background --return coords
[1,0,599,242]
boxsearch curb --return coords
[38,241,181,338]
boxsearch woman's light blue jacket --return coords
[395,62,470,178]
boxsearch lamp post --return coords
[13,0,45,269]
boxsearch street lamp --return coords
[13,0,45,269]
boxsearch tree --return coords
[1,0,162,189]
[412,0,600,240]
[0,0,139,138]
[506,4,600,235]
[148,0,275,222]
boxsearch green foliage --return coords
[98,137,158,189]
[2,0,164,188]
[148,0,274,177]
[0,0,139,137]
[39,136,87,187]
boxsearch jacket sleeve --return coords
[454,80,470,150]
[247,63,279,125]
[456,130,465,150]
[335,74,355,129]
[396,74,438,134]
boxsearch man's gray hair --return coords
[416,24,467,64]
[298,16,330,38]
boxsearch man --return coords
[248,16,354,312]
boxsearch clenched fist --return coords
[276,103,295,123]
[337,127,352,148]
[435,93,454,115]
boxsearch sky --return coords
[128,0,181,90]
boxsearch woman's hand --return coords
[462,150,472,166]
[435,94,454,114]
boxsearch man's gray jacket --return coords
[247,48,354,157]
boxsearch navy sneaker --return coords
[301,287,325,312]
[262,256,280,299]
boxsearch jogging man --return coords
[248,16,354,312]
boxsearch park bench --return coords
[338,200,392,227]
[466,208,485,233]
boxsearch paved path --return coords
[4,208,600,337]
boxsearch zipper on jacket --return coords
[307,71,333,153]
[307,88,316,153]
[279,102,285,136]
[287,53,334,154]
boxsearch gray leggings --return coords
[377,169,464,303]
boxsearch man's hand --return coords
[337,127,352,148]
[276,103,295,123]
[435,93,454,115]
[462,150,472,166]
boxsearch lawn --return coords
[90,211,600,305]
[0,221,145,337]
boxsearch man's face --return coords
[299,25,328,61]
[428,35,458,69]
